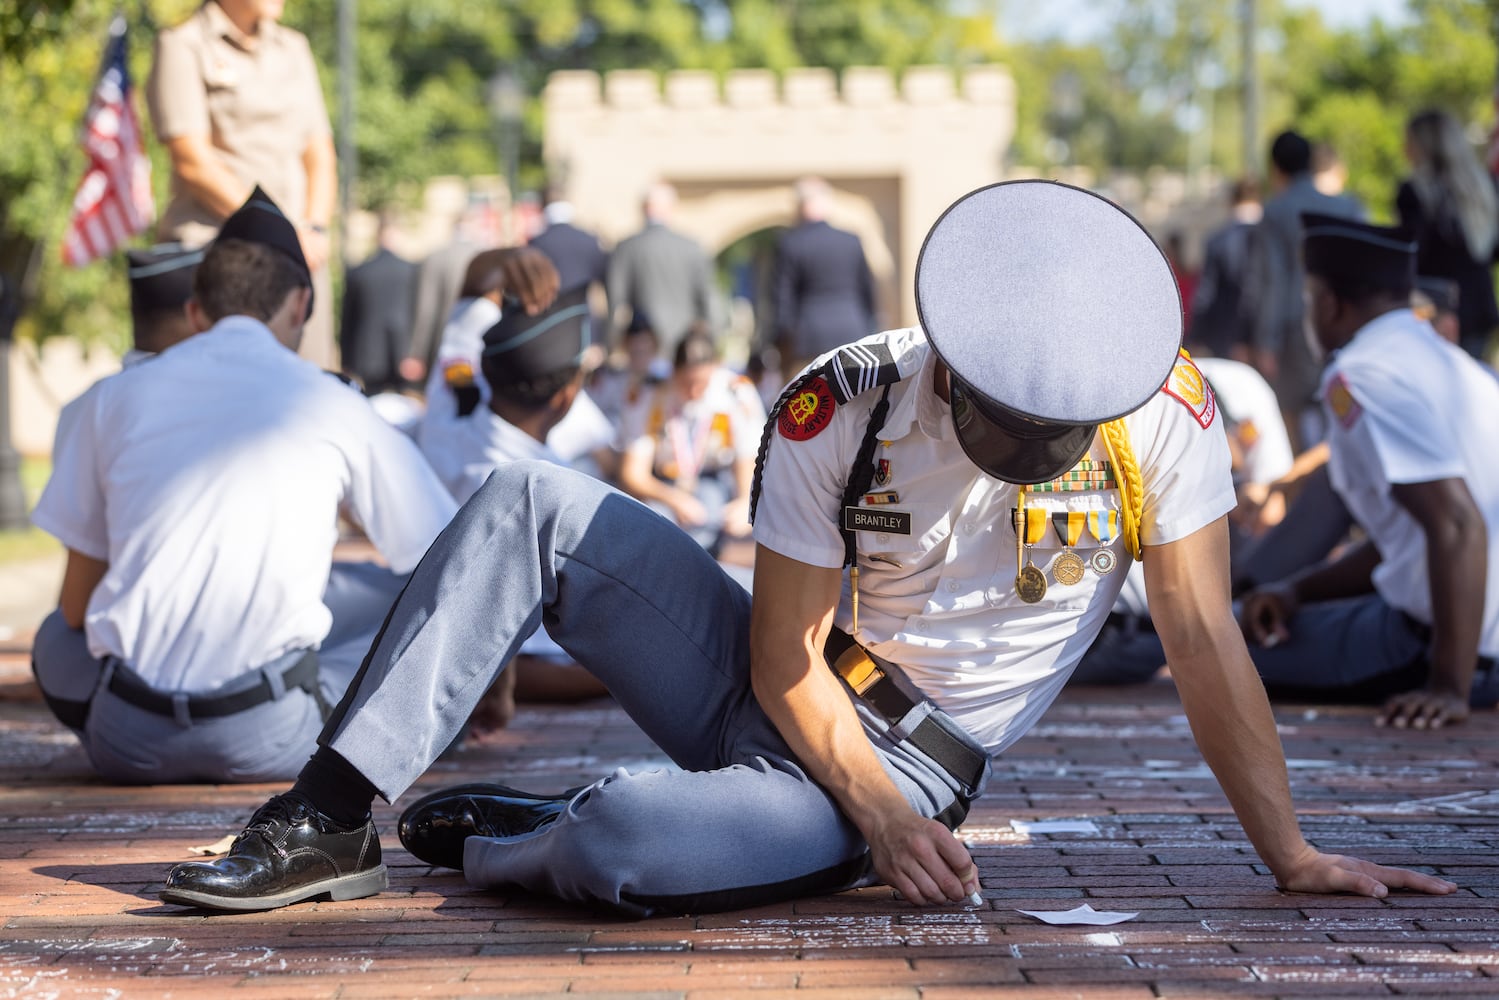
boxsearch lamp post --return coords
[1240,0,1260,182]
[336,0,356,266]
[487,68,525,216]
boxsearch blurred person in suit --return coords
[606,181,714,360]
[1245,130,1364,451]
[771,177,877,383]
[340,209,416,395]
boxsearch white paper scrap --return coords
[187,833,238,856]
[1016,904,1138,926]
[1010,819,1099,835]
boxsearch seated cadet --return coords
[432,286,610,735]
[122,245,202,362]
[51,245,203,452]
[416,247,546,441]
[588,310,670,427]
[30,189,458,784]
[616,326,768,554]
[418,256,613,479]
[159,182,1451,915]
[1237,215,1499,727]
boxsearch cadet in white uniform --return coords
[1241,214,1499,728]
[417,256,613,482]
[31,190,457,784]
[618,328,768,553]
[160,182,1454,915]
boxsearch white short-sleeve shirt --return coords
[1196,356,1294,487]
[1320,309,1499,657]
[433,409,565,505]
[619,367,769,482]
[33,317,458,691]
[754,329,1235,752]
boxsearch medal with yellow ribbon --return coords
[1050,511,1087,586]
[1013,488,1048,603]
[1085,509,1120,575]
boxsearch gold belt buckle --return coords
[834,646,883,696]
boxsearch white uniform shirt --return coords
[417,295,502,453]
[1197,357,1294,487]
[33,317,458,691]
[754,328,1236,752]
[1320,309,1499,657]
[417,295,609,474]
[434,408,565,505]
[548,388,616,464]
[619,367,768,483]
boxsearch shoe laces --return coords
[237,793,316,857]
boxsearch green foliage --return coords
[1270,0,1497,219]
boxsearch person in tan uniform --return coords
[146,0,339,369]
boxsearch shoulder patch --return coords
[1160,353,1216,429]
[1325,373,1361,429]
[777,376,837,440]
[442,359,475,388]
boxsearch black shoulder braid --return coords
[748,340,902,526]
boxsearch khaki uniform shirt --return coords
[146,1,331,244]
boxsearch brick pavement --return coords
[1,631,1496,999]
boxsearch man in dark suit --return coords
[1186,178,1262,360]
[606,181,714,360]
[772,177,876,381]
[340,212,417,393]
[1245,131,1364,450]
[529,183,608,295]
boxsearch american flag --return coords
[62,16,154,267]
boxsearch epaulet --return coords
[1159,349,1216,429]
[749,339,903,523]
[324,369,362,391]
[771,340,902,441]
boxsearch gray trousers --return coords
[32,562,407,784]
[1073,590,1498,707]
[322,461,988,915]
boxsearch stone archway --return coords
[542,65,1015,328]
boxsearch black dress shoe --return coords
[159,793,387,912]
[398,782,576,870]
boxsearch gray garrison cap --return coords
[915,181,1182,483]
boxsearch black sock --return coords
[290,747,379,827]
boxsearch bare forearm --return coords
[1174,637,1309,874]
[167,139,250,222]
[1286,539,1380,604]
[302,136,336,227]
[750,635,911,830]
[1424,519,1487,697]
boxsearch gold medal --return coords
[1013,486,1047,604]
[1090,548,1118,575]
[1016,563,1047,603]
[1052,550,1086,586]
[1050,512,1087,586]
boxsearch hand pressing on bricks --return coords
[1272,844,1458,898]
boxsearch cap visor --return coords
[950,379,1095,485]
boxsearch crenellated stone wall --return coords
[543,65,1017,327]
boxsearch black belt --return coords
[823,628,987,828]
[106,650,324,721]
